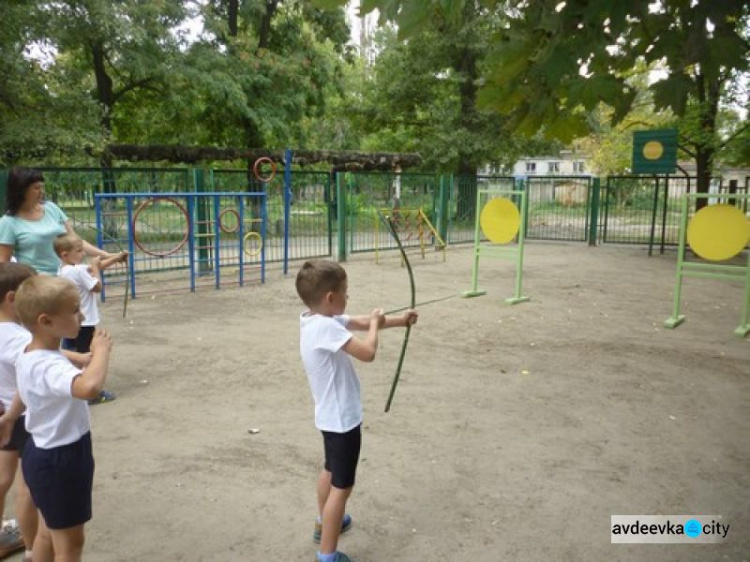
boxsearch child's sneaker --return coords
[0,520,24,558]
[313,514,353,543]
[315,552,353,562]
[89,389,116,405]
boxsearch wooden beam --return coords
[106,145,422,170]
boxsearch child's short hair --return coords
[295,260,347,307]
[53,233,83,257]
[14,276,79,330]
[0,262,37,302]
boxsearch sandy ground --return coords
[4,242,749,562]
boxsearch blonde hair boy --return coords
[13,275,113,562]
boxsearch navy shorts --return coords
[62,326,95,354]
[0,416,30,456]
[23,432,95,530]
[322,424,361,489]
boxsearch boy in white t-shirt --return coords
[296,260,417,562]
[14,275,113,562]
[0,263,38,561]
[54,233,125,405]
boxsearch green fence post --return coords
[436,175,449,243]
[336,172,346,261]
[588,177,601,246]
[194,167,211,272]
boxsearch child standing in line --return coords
[0,263,39,562]
[296,260,417,562]
[54,233,125,405]
[14,275,113,562]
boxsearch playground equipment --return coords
[374,208,446,264]
[96,191,267,296]
[664,193,750,337]
[462,186,530,304]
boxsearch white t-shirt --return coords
[58,264,100,327]
[0,322,31,412]
[16,350,89,449]
[300,312,362,433]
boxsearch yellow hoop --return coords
[243,231,263,257]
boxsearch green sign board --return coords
[632,129,678,174]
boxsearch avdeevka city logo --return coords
[684,519,702,538]
[610,515,729,544]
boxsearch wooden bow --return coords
[381,213,416,413]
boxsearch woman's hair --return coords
[5,167,45,215]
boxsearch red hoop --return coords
[253,157,277,182]
[218,208,240,234]
[132,197,190,257]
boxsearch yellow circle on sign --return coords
[643,141,664,160]
[480,197,521,244]
[687,204,750,261]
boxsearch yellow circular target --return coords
[643,141,664,160]
[687,204,750,261]
[480,197,521,244]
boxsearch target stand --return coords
[664,193,750,337]
[462,187,530,304]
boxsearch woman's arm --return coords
[64,221,112,259]
[0,244,12,263]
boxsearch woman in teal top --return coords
[0,167,121,404]
[0,168,116,274]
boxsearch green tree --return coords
[316,0,750,206]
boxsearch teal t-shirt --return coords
[0,202,69,275]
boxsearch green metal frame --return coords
[462,187,530,305]
[665,193,750,337]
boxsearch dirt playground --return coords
[5,242,748,561]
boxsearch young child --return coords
[295,260,417,562]
[14,275,113,562]
[54,232,125,405]
[0,263,39,562]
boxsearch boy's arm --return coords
[342,309,384,363]
[85,259,103,293]
[348,310,418,330]
[0,394,26,446]
[70,330,112,400]
[1,393,26,422]
[61,349,92,368]
[98,251,128,271]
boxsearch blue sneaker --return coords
[313,514,352,543]
[315,552,352,562]
[89,390,116,405]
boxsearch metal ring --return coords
[253,157,277,182]
[243,231,263,257]
[132,197,190,257]
[218,208,240,234]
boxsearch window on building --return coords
[526,162,537,174]
[573,161,585,173]
[549,161,560,174]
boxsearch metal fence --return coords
[3,164,745,295]
[525,176,592,242]
[342,172,439,255]
[602,176,695,251]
